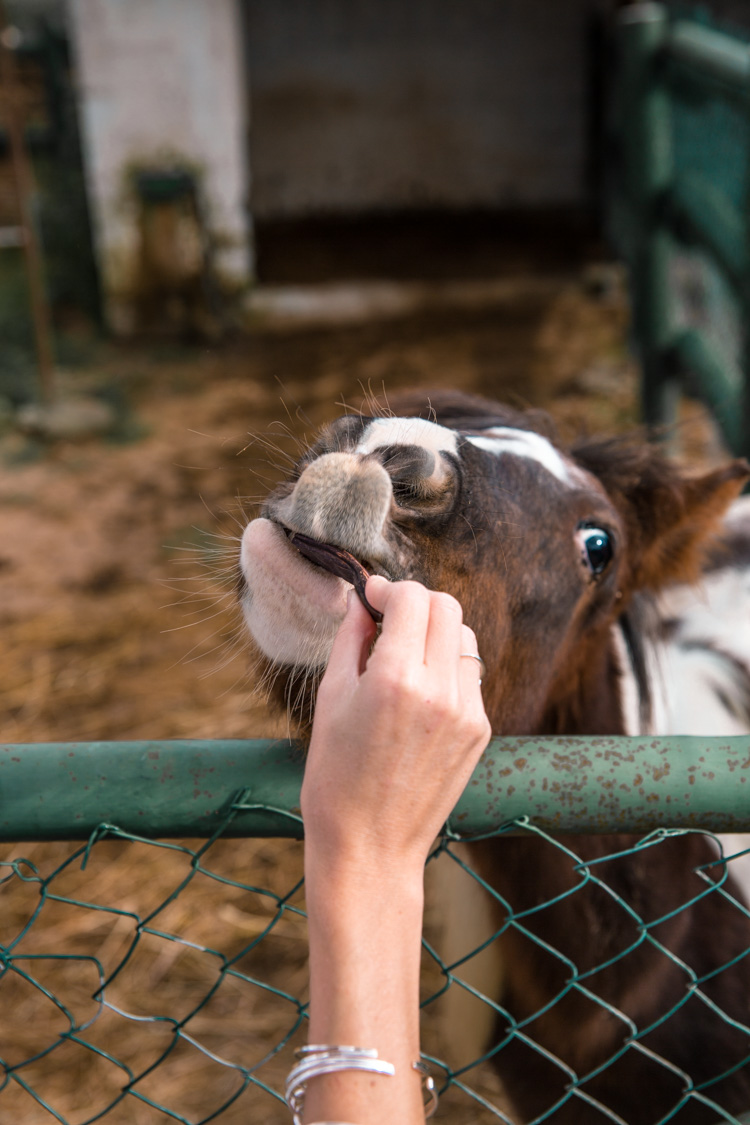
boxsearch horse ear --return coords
[572,436,750,591]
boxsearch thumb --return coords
[324,589,378,684]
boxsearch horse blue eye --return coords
[577,525,613,577]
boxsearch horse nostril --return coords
[373,444,436,485]
[273,452,393,559]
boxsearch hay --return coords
[0,279,645,1122]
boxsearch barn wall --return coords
[68,0,251,333]
[242,0,597,219]
[66,0,614,327]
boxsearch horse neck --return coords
[534,623,635,738]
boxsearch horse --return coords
[239,389,750,1124]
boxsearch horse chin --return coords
[240,516,347,668]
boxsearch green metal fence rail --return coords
[3,736,750,1123]
[4,736,750,841]
[611,4,750,456]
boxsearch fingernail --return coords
[366,574,389,590]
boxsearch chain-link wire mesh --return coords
[424,826,750,1124]
[1,808,309,1125]
[4,748,750,1124]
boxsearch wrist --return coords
[303,812,434,881]
[302,835,428,1123]
[305,844,426,917]
[304,890,425,1109]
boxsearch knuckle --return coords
[395,579,428,599]
[434,591,463,619]
[429,694,456,722]
[461,623,478,646]
[373,663,419,702]
[476,715,492,745]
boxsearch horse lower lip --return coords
[284,530,383,623]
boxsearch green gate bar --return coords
[668,17,750,89]
[614,4,750,460]
[2,737,750,841]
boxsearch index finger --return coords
[322,588,378,689]
[423,590,464,676]
[364,576,432,668]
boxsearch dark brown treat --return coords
[287,531,383,623]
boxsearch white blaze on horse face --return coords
[356,416,458,485]
[466,428,586,486]
[357,415,459,457]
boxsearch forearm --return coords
[303,852,428,1125]
[296,579,490,1123]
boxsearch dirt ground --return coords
[0,269,722,1123]
[0,272,644,746]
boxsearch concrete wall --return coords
[69,0,251,332]
[242,0,598,219]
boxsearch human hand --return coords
[301,576,491,872]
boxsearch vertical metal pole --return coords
[0,2,56,404]
[741,70,750,461]
[618,4,676,436]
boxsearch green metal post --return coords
[669,19,750,90]
[0,5,56,405]
[618,4,677,435]
[672,328,743,453]
[741,58,750,460]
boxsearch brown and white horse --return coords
[239,390,750,1124]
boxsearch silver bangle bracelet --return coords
[286,1046,394,1125]
[414,1060,438,1118]
[286,1045,437,1124]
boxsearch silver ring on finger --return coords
[460,652,486,685]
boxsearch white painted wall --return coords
[69,0,251,331]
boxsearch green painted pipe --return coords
[668,19,750,90]
[3,737,750,842]
[668,173,746,291]
[0,740,305,842]
[670,328,743,454]
[452,736,750,836]
[617,6,675,432]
